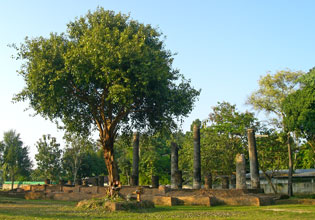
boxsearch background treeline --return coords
[1,68,314,191]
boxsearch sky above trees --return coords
[1,0,315,159]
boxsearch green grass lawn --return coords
[0,196,314,220]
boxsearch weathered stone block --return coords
[176,196,213,206]
[152,196,177,206]
[25,192,45,200]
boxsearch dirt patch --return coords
[265,208,312,213]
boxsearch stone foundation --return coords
[18,184,275,206]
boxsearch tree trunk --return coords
[287,133,293,197]
[104,148,119,186]
[262,171,277,194]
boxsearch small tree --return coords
[62,133,95,183]
[35,135,62,182]
[13,8,200,186]
[256,127,288,193]
[1,130,32,190]
[203,102,257,175]
[247,69,303,196]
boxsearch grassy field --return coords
[0,196,314,220]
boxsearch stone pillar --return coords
[131,132,139,186]
[98,176,104,187]
[171,142,179,189]
[204,174,212,189]
[222,176,229,189]
[247,129,260,189]
[151,176,159,188]
[75,179,82,186]
[45,179,50,185]
[193,124,201,189]
[59,179,64,185]
[230,175,236,189]
[175,171,182,189]
[236,153,247,189]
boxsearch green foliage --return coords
[114,133,133,184]
[12,8,199,182]
[247,69,303,119]
[34,134,62,181]
[179,102,257,184]
[282,68,315,168]
[62,133,96,182]
[77,149,108,178]
[0,130,32,185]
[282,68,315,155]
[178,131,193,184]
[115,131,171,185]
[203,102,257,174]
[256,127,288,173]
[13,7,200,136]
[294,142,315,169]
[138,132,171,185]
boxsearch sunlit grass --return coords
[0,196,314,219]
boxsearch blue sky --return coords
[1,0,315,159]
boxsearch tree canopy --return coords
[34,135,62,182]
[247,69,303,124]
[0,130,32,189]
[247,69,303,196]
[13,8,199,184]
[282,68,315,159]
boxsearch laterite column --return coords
[247,129,260,189]
[193,124,201,189]
[131,132,139,186]
[236,154,246,189]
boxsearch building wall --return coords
[260,177,315,194]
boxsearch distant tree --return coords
[138,131,171,185]
[179,102,257,185]
[255,127,288,193]
[62,133,95,183]
[35,135,62,182]
[13,8,200,186]
[247,69,303,196]
[114,133,133,185]
[77,149,107,179]
[0,130,32,190]
[203,102,257,175]
[282,68,315,159]
[115,130,172,185]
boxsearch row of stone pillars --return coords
[235,129,260,189]
[130,127,260,190]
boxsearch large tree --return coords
[247,69,303,196]
[13,8,199,185]
[282,68,315,166]
[0,130,32,190]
